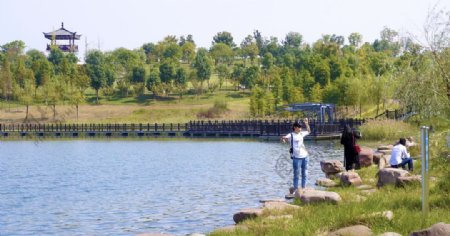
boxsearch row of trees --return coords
[1,7,449,121]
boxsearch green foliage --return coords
[250,86,275,117]
[193,48,213,88]
[212,31,236,48]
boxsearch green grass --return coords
[359,119,418,141]
[210,164,450,236]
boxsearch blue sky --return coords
[1,0,448,60]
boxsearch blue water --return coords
[0,139,343,235]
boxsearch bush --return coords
[197,100,228,119]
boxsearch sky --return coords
[1,0,449,60]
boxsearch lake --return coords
[0,139,344,235]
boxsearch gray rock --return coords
[359,148,374,167]
[410,222,450,236]
[378,145,393,151]
[327,225,372,236]
[373,152,384,164]
[377,168,410,187]
[297,189,342,204]
[233,208,263,224]
[259,198,286,203]
[263,201,300,211]
[320,160,345,174]
[340,171,363,186]
[397,175,422,187]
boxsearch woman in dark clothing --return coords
[340,125,361,171]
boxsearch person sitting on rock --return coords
[389,138,413,171]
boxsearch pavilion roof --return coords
[43,22,81,40]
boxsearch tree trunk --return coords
[76,104,79,121]
[52,104,56,121]
[96,89,99,104]
[25,104,29,122]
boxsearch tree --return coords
[348,32,363,48]
[47,47,65,74]
[69,67,90,120]
[85,50,106,103]
[283,32,303,48]
[240,35,259,64]
[310,83,323,102]
[242,66,260,89]
[43,75,65,121]
[13,68,35,121]
[210,43,234,65]
[193,48,213,93]
[253,30,266,56]
[1,40,25,63]
[146,68,162,98]
[0,58,13,103]
[250,86,275,117]
[174,67,187,98]
[212,31,236,48]
[131,66,146,95]
[422,5,450,104]
[216,64,230,89]
[180,41,196,64]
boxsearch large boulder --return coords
[373,152,384,164]
[233,208,263,224]
[297,189,342,204]
[377,168,410,187]
[340,171,363,186]
[379,155,392,169]
[377,145,393,151]
[397,175,422,187]
[327,225,372,236]
[263,201,300,211]
[359,148,374,167]
[320,160,345,174]
[410,222,450,236]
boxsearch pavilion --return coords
[43,22,81,53]
[285,103,336,123]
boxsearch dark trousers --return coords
[391,158,414,171]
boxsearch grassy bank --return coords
[210,124,450,235]
[0,89,251,124]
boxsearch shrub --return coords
[197,100,228,119]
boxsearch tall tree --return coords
[0,58,13,101]
[193,48,213,93]
[348,32,363,48]
[85,50,106,103]
[212,31,236,48]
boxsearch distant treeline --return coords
[0,9,449,121]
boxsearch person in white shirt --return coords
[281,118,311,195]
[390,138,414,171]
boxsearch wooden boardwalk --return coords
[0,119,365,139]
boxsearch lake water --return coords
[0,139,344,236]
